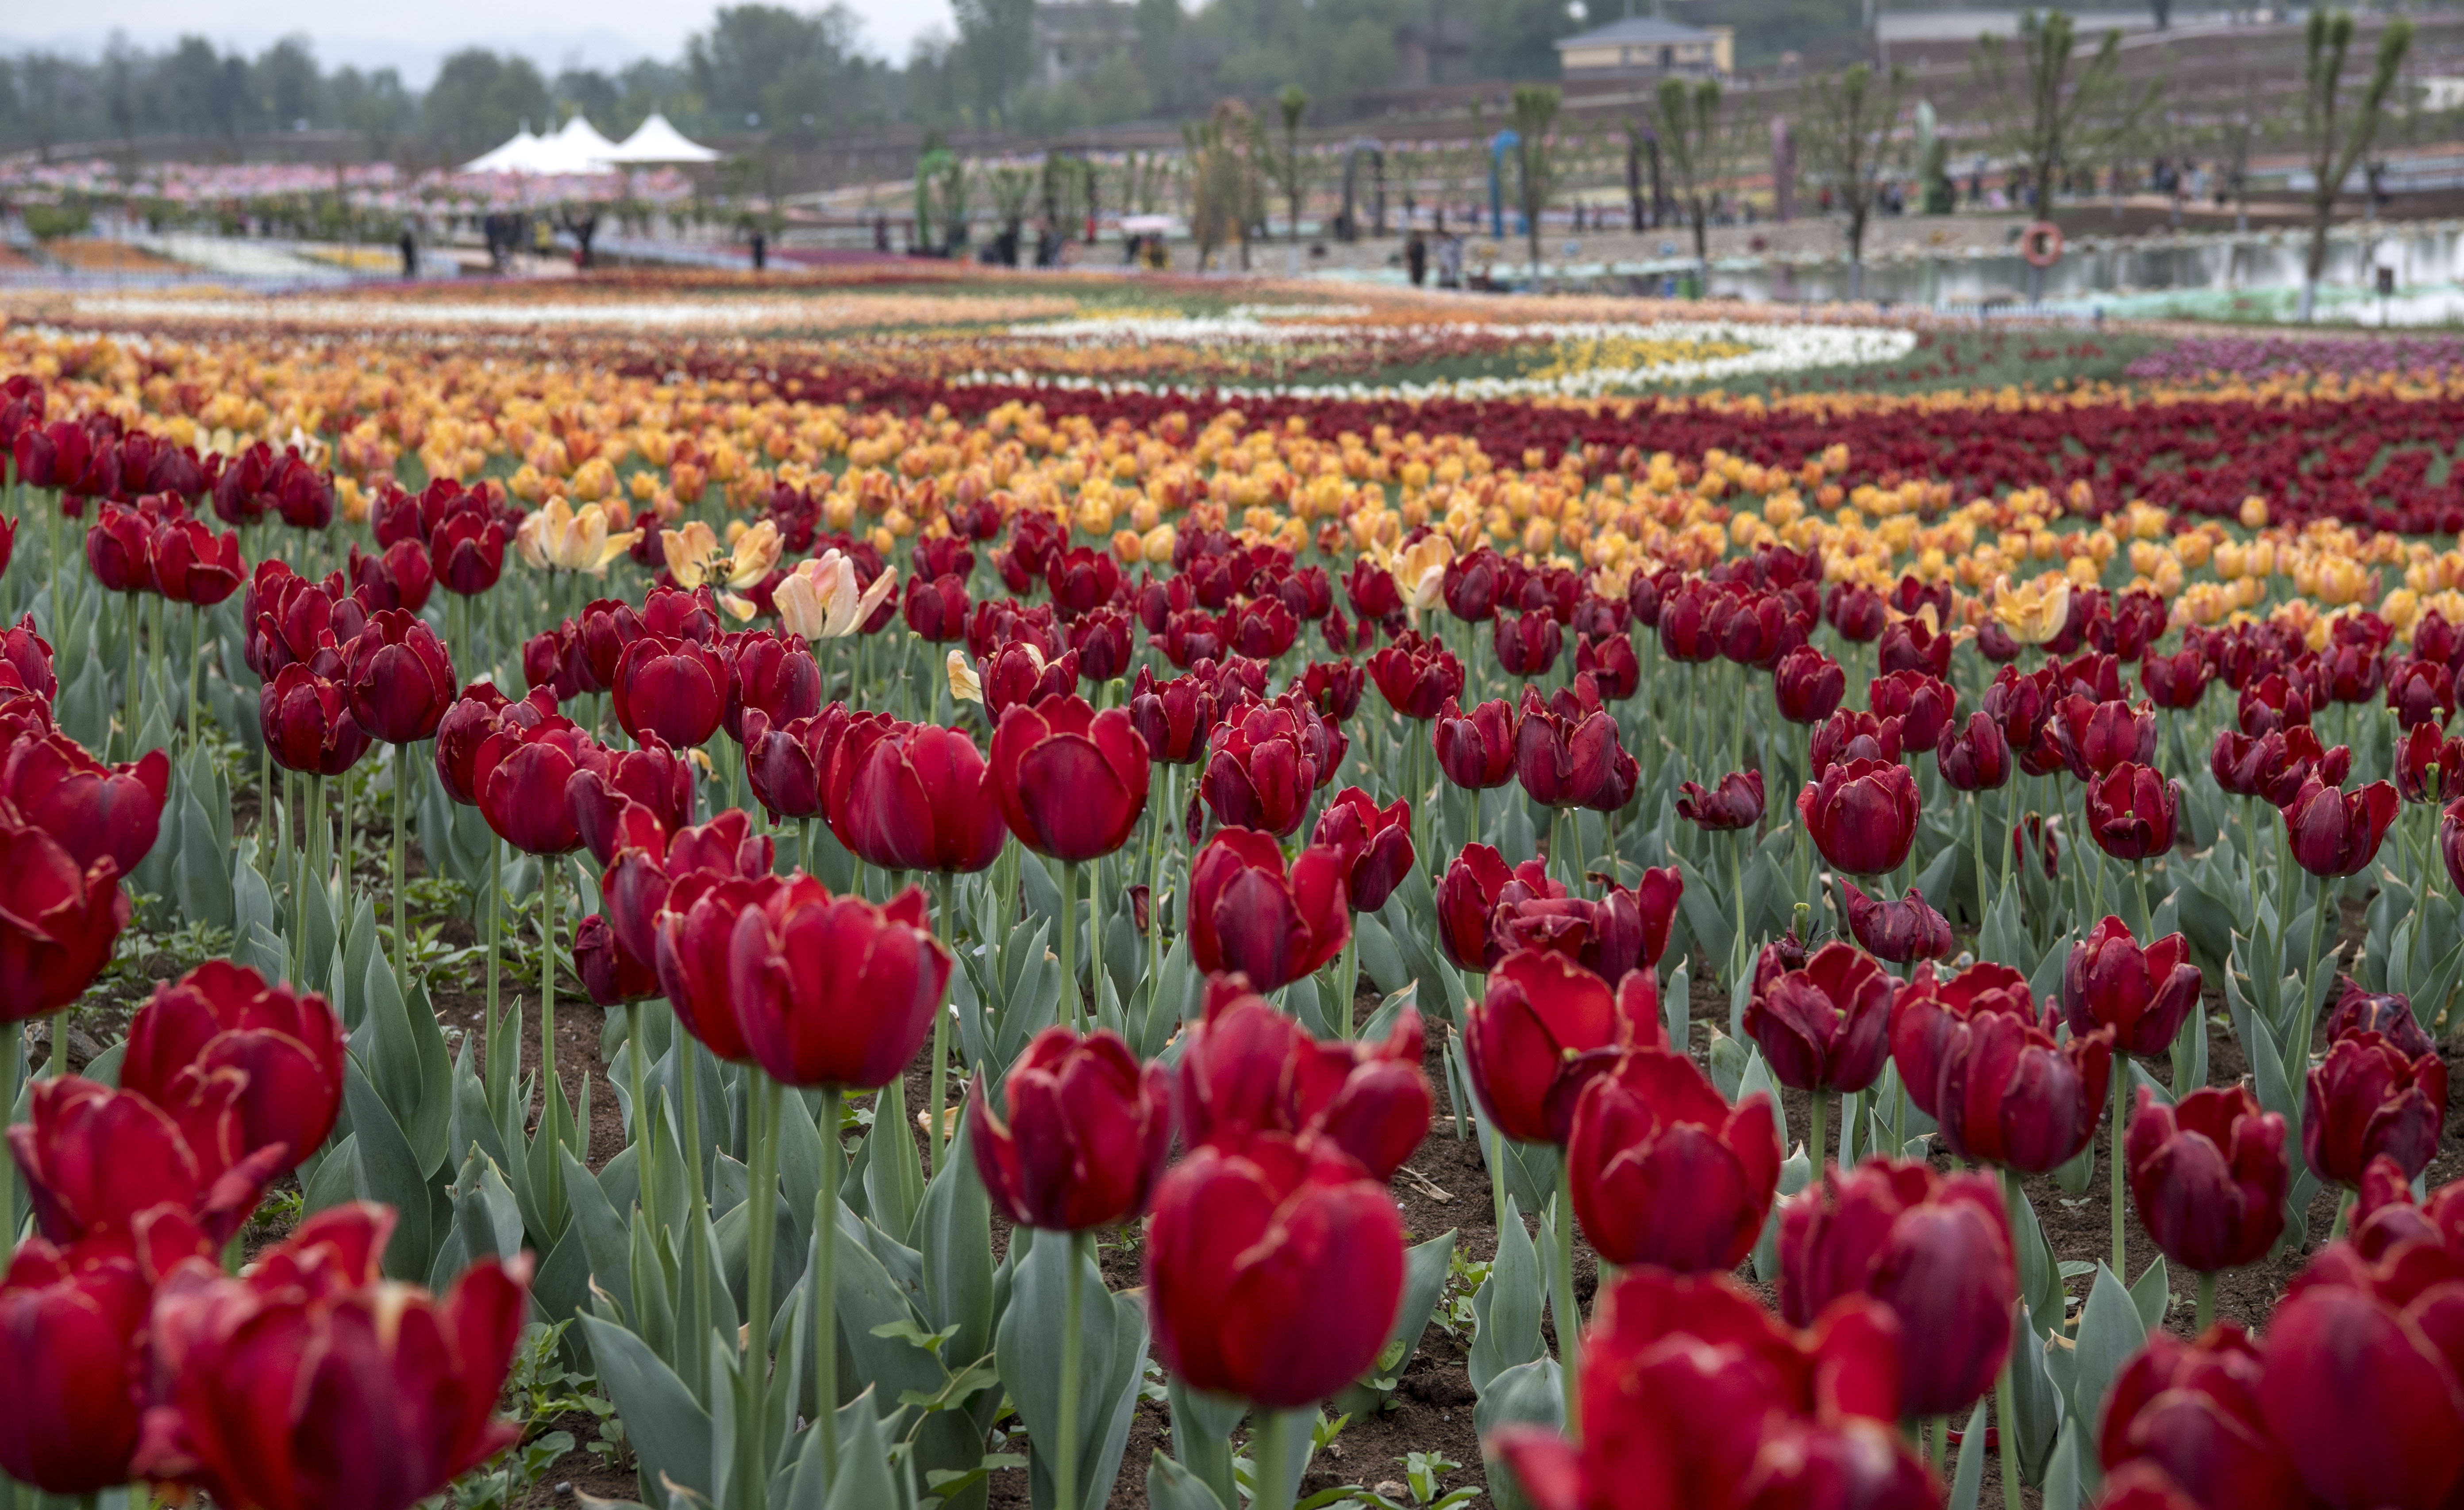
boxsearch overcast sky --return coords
[1,0,955,84]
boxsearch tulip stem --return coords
[1336,932,1358,1040]
[1056,1228,1089,1510]
[2329,1186,2357,1245]
[1969,795,1990,932]
[1249,1408,1300,1510]
[927,869,956,1176]
[2133,861,2153,939]
[1552,1168,1582,1441]
[629,1002,655,1230]
[1808,1089,1827,1173]
[185,604,202,751]
[485,838,502,1114]
[2194,1271,2216,1333]
[541,853,558,1128]
[816,1086,843,1486]
[2,1011,19,1243]
[745,1072,780,1369]
[391,741,408,987]
[2110,1064,2127,1277]
[120,591,141,760]
[1060,859,1082,1031]
[1995,1353,2023,1500]
[680,1035,712,1399]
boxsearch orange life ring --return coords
[2021,221,2064,269]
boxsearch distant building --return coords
[1032,1,1140,88]
[1554,17,1735,80]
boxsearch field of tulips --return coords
[2,275,2464,1510]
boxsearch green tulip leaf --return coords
[1946,1398,1989,1510]
[579,1314,714,1503]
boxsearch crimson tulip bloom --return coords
[85,503,155,594]
[428,508,510,596]
[1444,549,1502,622]
[1145,1131,1404,1410]
[612,633,728,751]
[1935,711,2012,790]
[1496,610,1562,678]
[574,911,658,1005]
[1344,557,1405,624]
[1515,683,1638,811]
[1435,843,1536,971]
[1870,670,1957,753]
[1575,632,1639,700]
[2087,761,2181,863]
[342,610,455,745]
[1297,658,1363,720]
[122,960,346,1177]
[1125,667,1218,765]
[1432,695,1516,790]
[431,683,518,804]
[721,630,822,745]
[2238,673,2314,736]
[651,871,782,1062]
[2385,656,2456,730]
[154,516,246,606]
[1797,758,1920,877]
[567,735,693,866]
[0,807,132,1023]
[1493,1270,1929,1510]
[729,879,951,1091]
[2445,796,2464,895]
[1780,1160,2015,1418]
[2141,647,2213,710]
[1774,645,1846,725]
[1175,976,1430,1180]
[348,538,435,615]
[1842,882,1955,964]
[1467,948,1665,1145]
[832,721,1007,874]
[472,714,600,856]
[743,703,849,822]
[0,733,169,878]
[1311,787,1413,913]
[1201,703,1319,837]
[989,694,1150,861]
[1809,708,1903,774]
[983,641,1080,722]
[1935,1010,2114,1173]
[2100,1326,2302,1510]
[135,1204,528,1510]
[2323,980,2436,1058]
[2255,1278,2464,1510]
[0,1239,151,1494]
[2124,1084,2287,1273]
[1565,1046,1780,1273]
[1887,961,2038,1122]
[1187,829,1349,992]
[1678,769,1765,831]
[2063,916,2202,1060]
[2051,695,2158,780]
[2304,1030,2448,1188]
[1878,615,1954,678]
[604,809,773,967]
[7,1077,280,1247]
[259,665,372,776]
[1745,940,1895,1093]
[904,573,971,642]
[969,1026,1170,1232]
[2283,774,2400,877]
[2397,722,2464,804]
[0,614,56,702]
[1366,632,1462,719]
[1491,873,1675,983]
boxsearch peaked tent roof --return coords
[527,116,625,174]
[460,127,545,174]
[603,112,724,165]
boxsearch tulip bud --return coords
[989,694,1151,861]
[2124,1084,2288,1273]
[969,1026,1170,1232]
[1774,645,1847,725]
[1432,695,1517,791]
[1187,829,1350,992]
[1797,758,1920,878]
[2063,916,2202,1060]
[1746,941,1896,1094]
[2304,1030,2448,1189]
[2283,774,2401,878]
[1934,1010,2113,1174]
[1565,1046,1780,1272]
[1467,949,1664,1145]
[727,878,951,1091]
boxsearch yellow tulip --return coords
[775,549,897,641]
[1990,572,2071,645]
[947,649,983,704]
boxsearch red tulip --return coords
[1929,711,2010,792]
[831,721,1007,874]
[728,879,951,1090]
[1679,769,1766,831]
[1201,701,1319,837]
[154,517,246,607]
[1575,632,1639,700]
[2239,672,2314,736]
[1808,708,1903,775]
[2125,1084,2288,1273]
[2086,762,2181,863]
[1296,658,1363,720]
[2397,722,2464,804]
[2212,724,2347,804]
[1781,1160,2015,1418]
[612,633,728,750]
[2283,775,2401,878]
[2051,695,2158,780]
[1745,940,1895,1093]
[431,683,518,804]
[269,450,333,530]
[742,703,851,822]
[983,640,1080,722]
[2063,916,2202,1059]
[989,694,1150,861]
[1774,645,1847,724]
[651,870,782,1063]
[2323,980,2437,1058]
[1841,882,1955,964]
[0,613,56,701]
[903,573,971,642]
[428,508,510,596]
[1174,975,1430,1181]
[1125,667,1218,765]
[7,1077,281,1248]
[136,1204,528,1510]
[1887,961,2037,1122]
[1797,758,1920,877]
[1878,615,1954,678]
[2304,1030,2448,1189]
[1566,1046,1780,1272]
[1935,1009,2114,1174]
[259,665,372,776]
[1496,609,1562,678]
[1444,549,1502,622]
[1492,872,1675,983]
[0,807,132,1024]
[121,960,345,1178]
[470,711,600,856]
[720,630,822,745]
[1366,631,1462,719]
[2385,656,2456,730]
[2102,1326,2304,1510]
[1870,670,1957,753]
[1432,695,1517,790]
[566,735,692,867]
[1467,949,1665,1145]
[2141,647,2213,710]
[1145,1131,1404,1409]
[0,1237,152,1494]
[1436,843,1532,972]
[0,733,169,879]
[341,610,455,746]
[2256,1278,2464,1510]
[574,911,658,1005]
[1492,1270,1930,1510]
[1311,787,1413,913]
[1186,829,1349,991]
[1515,682,1638,812]
[969,1026,1170,1232]
[1344,557,1405,623]
[85,503,156,594]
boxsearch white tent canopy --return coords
[459,127,545,174]
[603,112,723,165]
[458,115,648,176]
[527,116,624,174]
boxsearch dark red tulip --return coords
[1146,1130,1404,1410]
[1798,758,1920,877]
[1187,829,1349,992]
[1842,882,1955,964]
[1175,975,1429,1181]
[2323,980,2437,1059]
[0,734,168,878]
[2397,722,2464,804]
[1343,557,1404,624]
[1432,695,1516,790]
[1070,606,1136,682]
[347,539,434,615]
[613,633,728,751]
[970,1026,1170,1232]
[1044,545,1120,617]
[269,450,334,530]
[1311,787,1413,913]
[2141,647,2213,710]
[904,572,971,642]
[1495,610,1562,678]
[574,911,658,1005]
[135,1204,528,1510]
[1781,1160,2015,1418]
[566,737,692,867]
[2124,1085,2288,1273]
[2386,657,2456,730]
[1825,581,1889,642]
[2239,673,2313,737]
[653,872,781,1062]
[2063,916,2202,1060]
[1935,1009,2114,1174]
[2283,775,2400,878]
[1744,940,1895,1093]
[1717,590,1806,670]
[2305,1030,2448,1188]
[1566,1046,1779,1273]
[1492,873,1675,983]
[1774,645,1847,725]
[521,623,583,704]
[1225,597,1297,661]
[342,610,455,746]
[121,959,345,1178]
[1367,631,1462,720]
[2212,723,2347,805]
[1655,579,1721,661]
[2446,796,2464,895]
[258,665,372,776]
[0,802,129,1025]
[1877,615,1954,678]
[832,721,1007,874]
[2256,1277,2464,1510]
[1199,702,1318,838]
[990,695,1150,861]
[154,517,246,607]
[2102,1326,2304,1510]
[1574,632,1639,700]
[1809,708,1903,775]
[431,683,516,804]
[1870,670,1957,753]
[429,507,511,596]
[1515,683,1638,812]
[14,418,89,493]
[742,704,849,822]
[1444,549,1502,622]
[1277,565,1333,623]
[721,630,822,745]
[1888,960,2040,1123]
[730,880,951,1090]
[1297,658,1363,721]
[0,614,55,703]
[472,714,598,856]
[983,640,1080,722]
[1436,843,1534,971]
[1679,769,1765,831]
[0,1237,152,1494]
[85,503,155,594]
[2087,761,2181,863]
[7,1076,280,1247]
[1467,948,1665,1145]
[1935,711,2012,791]
[1124,667,1217,765]
[2051,695,2159,780]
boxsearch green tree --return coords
[952,0,1036,114]
[1653,75,1725,274]
[2298,10,2411,321]
[422,49,552,164]
[254,37,319,131]
[1511,83,1559,283]
[687,4,878,133]
[1796,61,1908,298]
[1275,84,1312,241]
[1971,12,2146,218]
